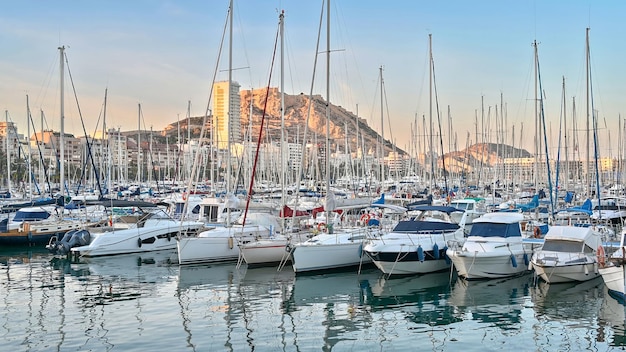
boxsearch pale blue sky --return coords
[1,1,623,157]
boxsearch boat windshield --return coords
[451,202,470,211]
[541,239,584,253]
[469,222,521,238]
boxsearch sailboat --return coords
[176,0,282,265]
[238,10,307,268]
[290,0,380,274]
[362,35,468,276]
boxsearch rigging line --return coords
[283,21,299,99]
[75,91,107,196]
[27,110,52,196]
[233,0,254,89]
[589,49,602,208]
[536,60,555,217]
[242,17,280,228]
[179,1,230,231]
[292,0,324,227]
[430,52,449,194]
[64,52,104,198]
[5,111,42,195]
[138,108,161,194]
[367,72,381,131]
[382,75,394,153]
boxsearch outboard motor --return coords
[47,229,91,255]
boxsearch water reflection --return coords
[2,245,626,351]
[531,276,604,321]
[598,286,626,347]
[361,271,460,326]
[448,274,532,330]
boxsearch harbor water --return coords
[2,246,625,351]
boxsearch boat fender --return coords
[228,237,234,249]
[432,243,440,260]
[443,246,451,264]
[417,245,425,262]
[138,238,142,248]
[510,254,518,268]
[167,233,171,241]
[598,246,606,267]
[358,242,363,258]
[523,253,529,266]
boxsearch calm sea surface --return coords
[1,246,626,351]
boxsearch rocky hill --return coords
[159,88,404,156]
[441,142,532,173]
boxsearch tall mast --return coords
[379,66,384,184]
[279,9,286,232]
[562,77,569,192]
[103,88,109,197]
[26,95,32,199]
[5,110,10,196]
[40,110,44,188]
[59,46,65,199]
[356,104,360,181]
[137,103,141,183]
[325,0,331,224]
[585,27,591,197]
[227,0,233,194]
[533,40,539,195]
[186,101,191,181]
[428,34,434,194]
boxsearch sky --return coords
[1,0,625,159]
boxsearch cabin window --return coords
[542,240,584,253]
[469,222,521,238]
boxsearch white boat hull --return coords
[240,238,291,267]
[448,250,530,279]
[177,224,273,265]
[599,264,626,300]
[72,219,203,257]
[531,261,600,283]
[177,235,241,265]
[291,232,372,273]
[363,233,458,275]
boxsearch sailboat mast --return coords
[59,46,66,199]
[533,40,539,196]
[186,101,191,181]
[429,34,434,194]
[26,95,32,199]
[562,77,569,192]
[379,66,384,184]
[39,110,44,188]
[103,88,109,197]
[279,10,286,232]
[137,103,141,183]
[5,110,10,196]
[585,27,591,197]
[325,0,331,223]
[227,0,233,194]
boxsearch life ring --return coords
[533,226,541,239]
[598,245,606,267]
[182,192,188,201]
[360,214,371,225]
[317,223,327,232]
